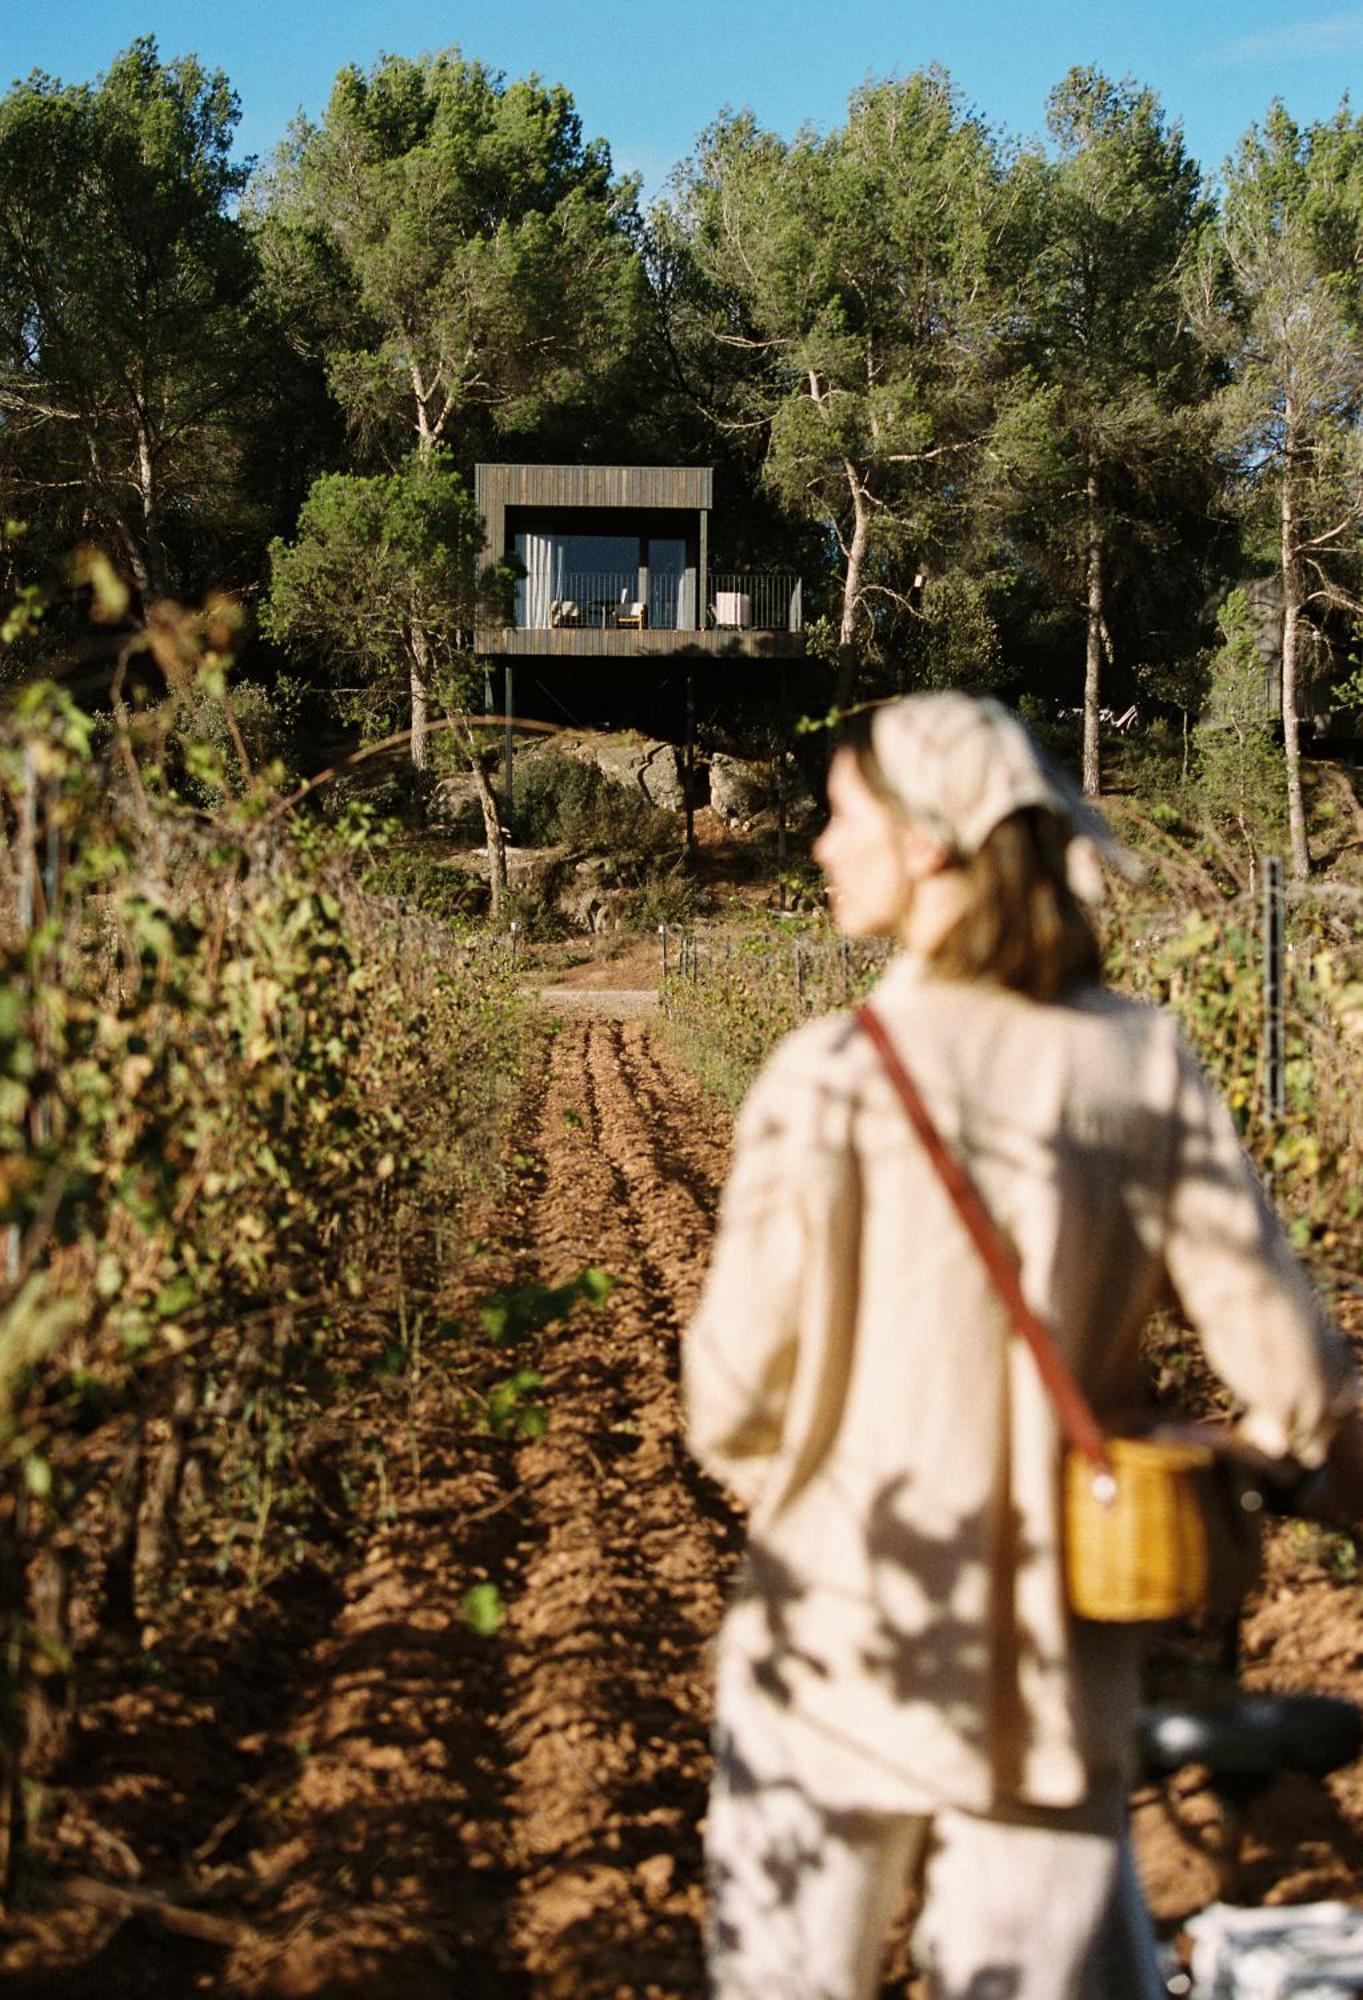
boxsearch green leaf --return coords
[461,1581,506,1636]
[578,1267,615,1305]
[23,1454,52,1498]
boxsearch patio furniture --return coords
[615,600,649,630]
[548,599,583,628]
[713,589,752,629]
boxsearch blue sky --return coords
[4,0,1360,198]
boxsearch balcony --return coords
[483,571,805,660]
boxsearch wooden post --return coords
[777,660,789,910]
[503,663,514,823]
[659,924,669,982]
[684,671,696,861]
[698,506,709,631]
[1262,854,1286,1123]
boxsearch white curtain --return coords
[517,534,558,628]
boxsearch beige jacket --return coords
[684,954,1355,1815]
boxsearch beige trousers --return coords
[707,1693,1163,2000]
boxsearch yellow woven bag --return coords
[1064,1433,1263,1624]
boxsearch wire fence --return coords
[658,926,892,1014]
[657,864,1317,1134]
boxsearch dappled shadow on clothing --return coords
[708,1473,1062,1997]
[732,1469,1050,1767]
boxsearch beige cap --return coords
[868,692,1128,898]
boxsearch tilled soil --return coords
[2,1016,741,1997]
[7,1013,1363,1995]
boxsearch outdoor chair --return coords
[713,589,752,629]
[615,600,648,629]
[549,599,583,628]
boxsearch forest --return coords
[1,37,1362,869]
[3,34,1363,1995]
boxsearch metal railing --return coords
[514,571,804,633]
[518,571,697,631]
[708,574,803,632]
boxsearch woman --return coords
[684,692,1357,2000]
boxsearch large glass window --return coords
[647,537,688,630]
[515,532,641,626]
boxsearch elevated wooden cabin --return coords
[473,463,805,660]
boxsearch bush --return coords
[510,751,675,863]
[0,672,531,1887]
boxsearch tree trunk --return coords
[835,463,872,707]
[461,719,508,921]
[0,1491,29,1906]
[135,1367,197,1588]
[1280,446,1311,880]
[408,627,432,772]
[1082,465,1103,798]
[134,419,167,600]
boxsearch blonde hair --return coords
[844,718,1103,1001]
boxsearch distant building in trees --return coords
[473,465,805,663]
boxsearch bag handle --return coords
[856,1001,1113,1481]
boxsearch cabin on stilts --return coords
[473,464,808,850]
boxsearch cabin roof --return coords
[474,464,713,513]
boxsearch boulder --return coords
[558,881,634,933]
[515,732,687,814]
[583,738,686,812]
[708,751,819,827]
[428,772,484,836]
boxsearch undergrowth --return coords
[0,619,538,1895]
[659,840,1363,1266]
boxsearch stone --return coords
[557,881,633,933]
[707,751,818,827]
[707,752,770,824]
[515,732,687,814]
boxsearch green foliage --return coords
[1192,589,1287,860]
[664,875,1363,1266]
[904,572,1009,692]
[359,844,483,922]
[510,752,672,857]
[991,69,1217,776]
[476,1267,614,1345]
[0,38,263,598]
[660,71,1003,678]
[255,48,644,460]
[1108,891,1362,1256]
[0,626,534,1875]
[264,447,485,745]
[461,1580,506,1636]
[660,930,887,1108]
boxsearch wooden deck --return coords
[474,624,806,660]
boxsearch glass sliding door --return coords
[646,538,695,630]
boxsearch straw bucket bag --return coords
[858,1004,1264,1625]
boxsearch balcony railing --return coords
[521,571,689,630]
[708,574,803,633]
[513,571,802,634]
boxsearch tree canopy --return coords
[257,51,647,465]
[0,38,262,600]
[3,38,1362,871]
